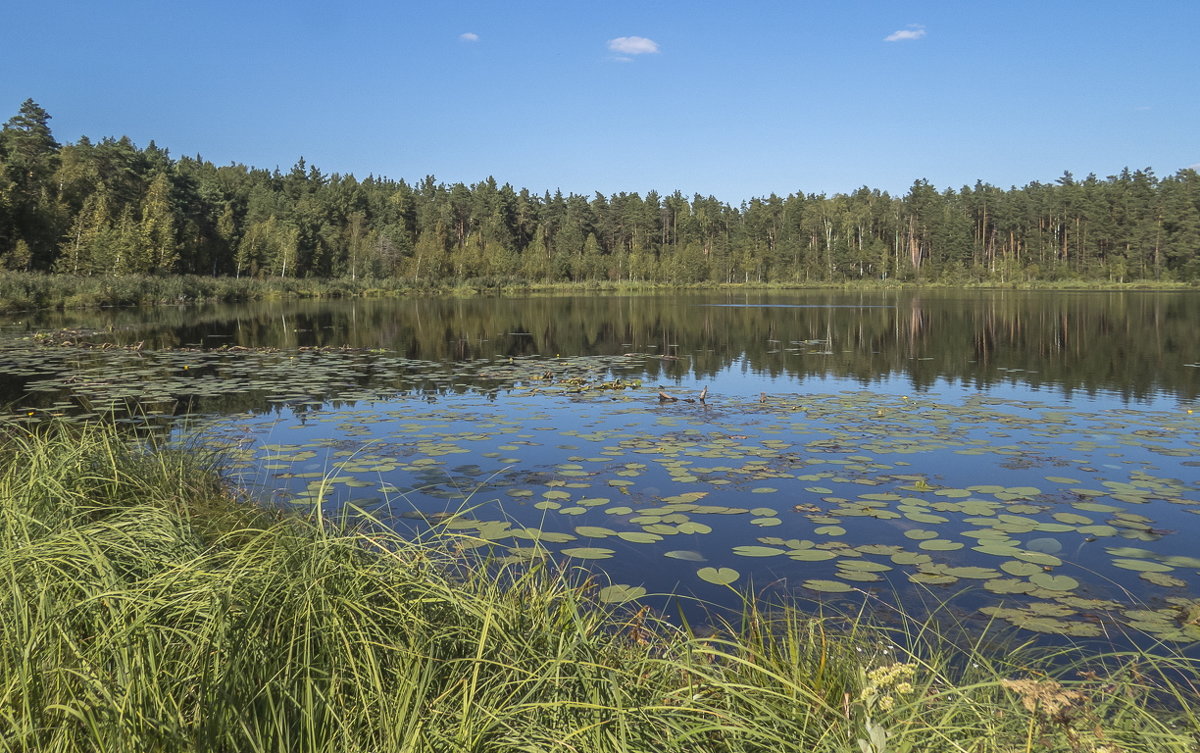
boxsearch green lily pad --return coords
[697,567,740,586]
[732,545,786,558]
[903,529,938,540]
[1013,551,1063,567]
[984,578,1036,594]
[1111,558,1173,573]
[1140,571,1187,588]
[837,559,892,572]
[918,539,964,552]
[617,531,663,544]
[802,579,854,593]
[909,573,958,585]
[1029,573,1079,591]
[560,547,615,560]
[1000,560,1044,577]
[598,584,647,603]
[788,549,838,562]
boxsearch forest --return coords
[2,99,1199,286]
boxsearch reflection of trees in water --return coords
[4,291,1198,402]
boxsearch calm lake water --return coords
[2,290,1199,643]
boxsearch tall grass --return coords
[1,424,1198,752]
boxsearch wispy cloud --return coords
[459,32,479,42]
[607,36,660,55]
[885,24,926,42]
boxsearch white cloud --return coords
[885,25,926,42]
[459,32,479,42]
[607,36,660,55]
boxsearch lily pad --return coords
[802,579,854,593]
[1029,573,1079,591]
[1111,559,1173,573]
[697,567,740,586]
[560,547,615,560]
[732,545,786,558]
[598,584,647,603]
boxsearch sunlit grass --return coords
[2,423,1198,752]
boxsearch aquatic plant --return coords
[2,425,1198,752]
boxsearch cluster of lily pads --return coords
[192,382,1200,643]
[0,333,651,424]
[3,326,1200,644]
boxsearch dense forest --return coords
[2,99,1199,285]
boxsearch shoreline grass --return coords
[1,270,1196,312]
[2,424,1199,752]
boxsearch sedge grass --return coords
[1,423,1198,752]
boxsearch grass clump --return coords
[1,424,1198,752]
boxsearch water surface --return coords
[3,290,1198,643]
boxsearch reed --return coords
[2,423,1197,752]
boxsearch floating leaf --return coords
[1140,571,1187,588]
[1052,512,1093,525]
[697,567,740,586]
[1163,555,1200,568]
[905,511,950,524]
[560,547,615,560]
[803,579,853,593]
[617,531,662,544]
[1111,558,1173,573]
[837,559,892,573]
[903,529,938,540]
[891,552,933,566]
[732,545,786,558]
[909,573,958,585]
[664,550,706,562]
[837,570,882,582]
[918,539,964,552]
[788,549,838,562]
[813,525,846,536]
[574,526,616,538]
[598,584,647,603]
[1029,573,1079,591]
[1013,551,1063,567]
[1000,560,1044,577]
[984,578,1036,594]
[856,544,904,556]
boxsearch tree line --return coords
[2,99,1199,284]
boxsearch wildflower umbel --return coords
[859,662,918,713]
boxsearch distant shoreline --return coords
[1,271,1196,313]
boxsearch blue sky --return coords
[2,1,1197,203]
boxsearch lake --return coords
[2,289,1199,643]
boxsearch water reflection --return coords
[3,290,1197,404]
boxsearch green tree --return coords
[138,172,177,273]
[0,99,61,264]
